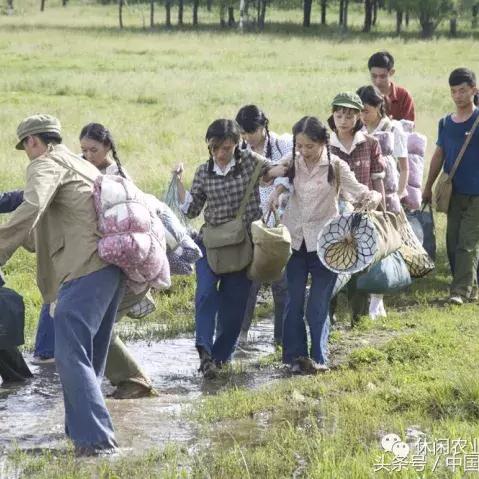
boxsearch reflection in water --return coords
[0,320,278,457]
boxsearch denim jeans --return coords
[54,265,123,449]
[283,243,337,365]
[241,274,288,344]
[195,242,252,363]
[33,304,55,359]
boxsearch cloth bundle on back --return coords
[93,175,171,293]
[400,120,427,211]
[374,131,401,213]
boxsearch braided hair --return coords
[79,123,127,179]
[235,105,272,159]
[289,116,335,185]
[205,119,242,175]
[356,85,387,119]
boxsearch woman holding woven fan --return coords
[269,116,381,374]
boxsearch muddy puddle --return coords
[0,320,281,458]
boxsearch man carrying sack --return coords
[0,268,32,383]
[0,115,123,455]
[423,68,479,305]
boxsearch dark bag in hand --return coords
[0,286,25,349]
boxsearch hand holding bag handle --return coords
[434,111,479,213]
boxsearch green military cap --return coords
[331,92,364,111]
[16,114,62,150]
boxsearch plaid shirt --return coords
[330,131,384,188]
[186,150,270,228]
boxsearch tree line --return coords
[12,0,479,38]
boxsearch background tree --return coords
[364,0,373,32]
[118,0,124,28]
[412,0,456,37]
[320,0,327,25]
[165,0,172,27]
[40,0,46,11]
[178,0,184,25]
[193,0,200,26]
[303,0,313,27]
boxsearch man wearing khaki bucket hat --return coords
[0,114,123,455]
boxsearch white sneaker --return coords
[378,299,387,318]
[448,295,464,305]
[369,294,382,320]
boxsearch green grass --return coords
[1,2,479,478]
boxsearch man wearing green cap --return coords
[0,114,123,455]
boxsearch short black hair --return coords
[368,51,394,71]
[35,132,62,146]
[449,67,477,87]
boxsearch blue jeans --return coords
[54,265,123,449]
[195,243,252,363]
[33,304,55,359]
[283,243,337,365]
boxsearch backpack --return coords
[0,286,25,349]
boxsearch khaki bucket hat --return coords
[16,114,62,150]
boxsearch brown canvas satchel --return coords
[434,112,479,213]
[202,161,263,274]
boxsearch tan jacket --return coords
[0,144,106,303]
[282,150,381,252]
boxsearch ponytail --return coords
[110,141,127,179]
[288,135,296,181]
[326,138,335,185]
[264,119,272,159]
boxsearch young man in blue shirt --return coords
[423,68,479,304]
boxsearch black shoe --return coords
[197,346,218,379]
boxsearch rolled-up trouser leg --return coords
[105,288,152,389]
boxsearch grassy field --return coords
[1,2,479,478]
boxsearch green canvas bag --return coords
[202,161,263,274]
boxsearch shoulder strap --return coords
[449,111,479,179]
[236,158,264,219]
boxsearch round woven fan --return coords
[317,212,378,274]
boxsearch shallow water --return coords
[0,320,278,457]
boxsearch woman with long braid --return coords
[269,117,381,374]
[235,105,293,347]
